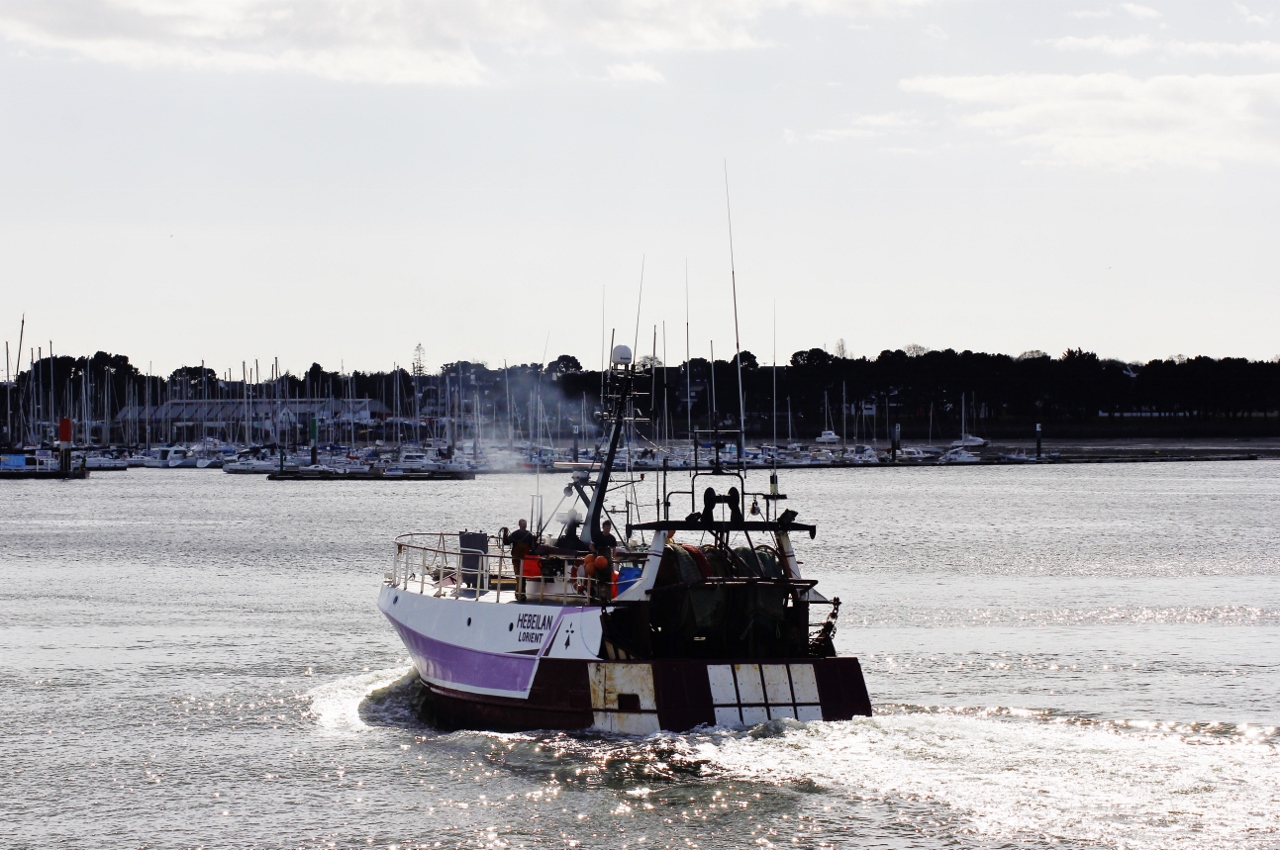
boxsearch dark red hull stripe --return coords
[417,656,871,732]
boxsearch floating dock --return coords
[0,468,90,480]
[267,469,476,481]
[556,454,1264,472]
[1,451,90,480]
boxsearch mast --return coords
[684,264,692,447]
[723,163,747,468]
[771,304,777,471]
[662,322,669,452]
[585,343,634,548]
[709,341,718,470]
[13,315,24,446]
[504,360,513,454]
[11,318,23,448]
[649,324,658,448]
[48,341,54,438]
[241,362,248,446]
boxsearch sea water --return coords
[1,463,1277,849]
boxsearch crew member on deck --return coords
[587,520,619,603]
[508,519,536,600]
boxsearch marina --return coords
[0,439,1267,481]
[3,447,1276,848]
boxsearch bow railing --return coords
[388,532,612,605]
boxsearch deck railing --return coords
[389,532,611,605]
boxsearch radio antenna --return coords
[724,162,747,469]
[685,262,692,445]
[772,301,778,475]
[632,255,645,360]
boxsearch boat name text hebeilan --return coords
[516,613,553,644]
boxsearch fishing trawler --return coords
[378,344,872,733]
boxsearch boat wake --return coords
[693,705,1279,850]
[309,669,1278,848]
[462,705,1279,849]
[305,666,419,733]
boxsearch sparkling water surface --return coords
[2,463,1278,849]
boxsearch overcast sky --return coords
[2,0,1278,377]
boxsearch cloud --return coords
[1118,3,1160,19]
[1235,3,1273,26]
[1066,4,1159,20]
[1042,35,1280,62]
[0,0,936,85]
[1043,34,1155,56]
[1167,40,1280,60]
[807,110,929,140]
[604,61,665,83]
[0,1,492,85]
[924,22,948,40]
[902,72,1280,169]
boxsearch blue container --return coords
[614,566,643,596]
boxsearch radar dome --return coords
[611,344,633,366]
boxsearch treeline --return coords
[4,347,1280,446]
[758,348,1280,439]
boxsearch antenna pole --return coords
[710,340,720,472]
[662,321,669,447]
[724,163,747,469]
[15,315,24,377]
[684,263,692,446]
[632,256,645,359]
[600,287,606,409]
[650,325,658,433]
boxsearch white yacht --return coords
[936,446,982,464]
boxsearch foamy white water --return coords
[307,667,414,732]
[700,710,1280,849]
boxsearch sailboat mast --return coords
[709,341,719,471]
[504,361,513,453]
[684,265,692,446]
[771,304,778,476]
[662,322,669,449]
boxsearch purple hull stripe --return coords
[388,617,539,694]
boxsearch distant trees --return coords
[763,347,1280,438]
[4,346,1280,447]
[547,354,583,376]
[790,348,831,368]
